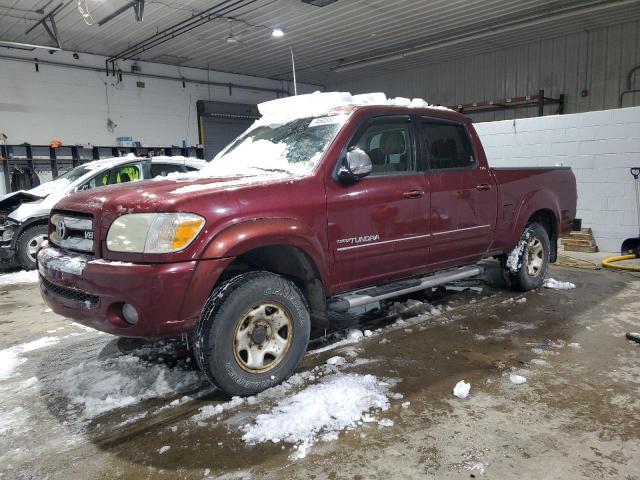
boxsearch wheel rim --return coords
[27,234,47,262]
[233,302,294,373]
[526,235,545,277]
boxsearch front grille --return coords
[49,212,94,253]
[40,275,99,305]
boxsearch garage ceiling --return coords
[1,0,640,85]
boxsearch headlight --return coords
[106,213,205,253]
[0,220,18,242]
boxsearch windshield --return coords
[57,166,94,182]
[201,113,349,177]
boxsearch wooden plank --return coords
[564,244,598,253]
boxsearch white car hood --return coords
[8,191,66,222]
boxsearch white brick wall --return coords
[0,50,318,153]
[475,106,640,253]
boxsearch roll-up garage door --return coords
[197,101,261,160]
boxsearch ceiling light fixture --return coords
[302,0,337,6]
[271,28,284,38]
[0,40,62,52]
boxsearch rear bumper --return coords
[37,245,233,338]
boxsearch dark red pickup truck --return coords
[37,93,577,395]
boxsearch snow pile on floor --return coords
[543,278,576,290]
[0,406,30,435]
[453,380,471,398]
[0,337,60,381]
[192,396,246,423]
[509,373,527,385]
[241,373,392,459]
[59,354,203,418]
[0,270,39,286]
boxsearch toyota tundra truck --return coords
[37,92,577,396]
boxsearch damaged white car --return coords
[0,155,205,270]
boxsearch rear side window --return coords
[151,163,185,178]
[421,122,475,170]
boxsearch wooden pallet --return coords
[561,228,598,253]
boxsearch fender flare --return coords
[201,218,329,286]
[511,189,561,246]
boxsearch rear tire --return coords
[16,224,48,271]
[194,271,311,396]
[502,222,550,291]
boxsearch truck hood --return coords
[53,172,299,219]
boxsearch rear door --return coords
[418,118,497,269]
[326,115,430,293]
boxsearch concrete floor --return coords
[1,260,639,479]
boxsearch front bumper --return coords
[37,245,233,338]
[0,221,18,262]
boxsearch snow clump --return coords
[453,380,471,398]
[543,278,576,290]
[59,355,202,419]
[241,373,392,459]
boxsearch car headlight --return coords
[106,213,205,253]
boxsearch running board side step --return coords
[327,265,483,313]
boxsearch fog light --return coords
[122,303,139,325]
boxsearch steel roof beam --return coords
[106,0,258,70]
[24,1,69,49]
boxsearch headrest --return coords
[381,130,405,155]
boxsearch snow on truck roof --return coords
[256,91,453,124]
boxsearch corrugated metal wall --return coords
[332,20,640,122]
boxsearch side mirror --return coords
[338,148,372,184]
[75,184,90,192]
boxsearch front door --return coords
[326,115,430,293]
[418,118,497,269]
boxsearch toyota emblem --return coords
[56,219,67,239]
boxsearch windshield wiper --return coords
[250,167,290,174]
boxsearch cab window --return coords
[351,117,416,175]
[421,122,475,170]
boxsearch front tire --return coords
[502,222,550,291]
[16,224,48,271]
[194,271,311,396]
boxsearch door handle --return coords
[476,184,492,191]
[403,190,425,199]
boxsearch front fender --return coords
[201,218,329,286]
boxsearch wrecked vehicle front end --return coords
[0,191,45,266]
